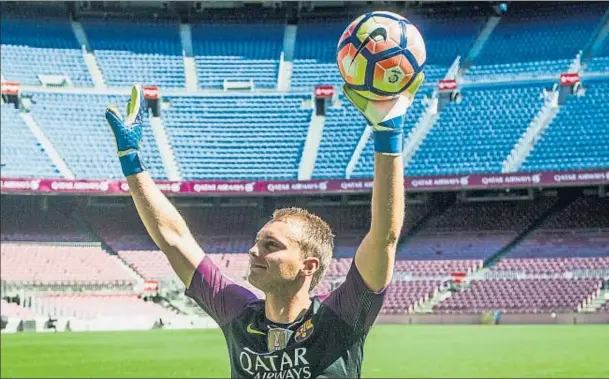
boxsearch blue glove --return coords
[343,72,425,155]
[105,84,146,177]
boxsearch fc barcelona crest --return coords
[267,328,293,352]
[294,318,314,343]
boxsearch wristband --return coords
[374,130,403,155]
[119,151,146,177]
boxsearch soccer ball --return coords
[336,11,426,100]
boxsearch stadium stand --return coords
[162,95,311,180]
[586,56,609,73]
[325,257,480,278]
[117,250,176,281]
[521,80,609,172]
[434,279,603,314]
[405,8,486,83]
[0,201,91,243]
[382,281,443,314]
[192,23,283,89]
[466,3,607,80]
[0,18,93,86]
[407,84,546,176]
[37,293,177,319]
[25,92,167,180]
[0,243,137,286]
[0,103,61,178]
[0,299,36,318]
[491,257,609,274]
[81,18,185,88]
[492,196,609,271]
[398,197,557,260]
[312,95,367,179]
[540,195,609,230]
[1,2,608,329]
[84,204,258,253]
[291,19,347,90]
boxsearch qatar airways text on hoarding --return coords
[1,169,607,196]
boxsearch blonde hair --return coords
[271,207,334,291]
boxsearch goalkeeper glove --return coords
[105,84,146,177]
[343,72,425,156]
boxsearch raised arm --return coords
[104,85,203,286]
[126,171,203,286]
[354,153,404,291]
[322,152,405,333]
[345,73,424,292]
[105,85,257,325]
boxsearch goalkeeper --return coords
[105,75,423,378]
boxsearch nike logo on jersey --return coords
[246,323,266,336]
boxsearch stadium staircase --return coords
[148,112,181,181]
[298,114,325,180]
[164,295,207,317]
[402,57,461,170]
[19,111,75,179]
[402,96,438,170]
[68,211,146,287]
[459,16,502,74]
[502,88,560,173]
[413,288,454,314]
[70,19,91,50]
[398,195,457,246]
[581,8,609,69]
[82,49,107,89]
[179,23,198,91]
[482,195,578,268]
[580,288,609,313]
[70,210,113,250]
[71,20,106,88]
[345,126,373,179]
[278,25,297,91]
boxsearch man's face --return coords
[247,220,309,292]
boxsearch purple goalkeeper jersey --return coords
[185,256,386,378]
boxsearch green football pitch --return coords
[1,325,608,378]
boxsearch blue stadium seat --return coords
[0,103,60,178]
[82,19,185,88]
[162,95,311,180]
[191,24,283,89]
[407,85,544,176]
[0,19,93,86]
[521,80,609,172]
[467,3,607,80]
[25,92,168,180]
[312,94,367,179]
[585,57,609,74]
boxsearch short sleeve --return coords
[185,255,259,327]
[322,262,386,336]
